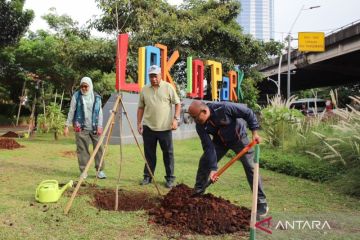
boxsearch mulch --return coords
[1,131,20,138]
[148,184,251,235]
[0,138,23,150]
[92,184,251,235]
[93,189,159,211]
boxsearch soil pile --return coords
[94,189,159,211]
[0,138,23,150]
[1,131,19,138]
[149,184,251,235]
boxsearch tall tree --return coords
[14,10,116,95]
[0,0,34,48]
[0,0,34,107]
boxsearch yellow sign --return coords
[298,32,325,52]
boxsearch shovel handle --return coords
[213,139,258,180]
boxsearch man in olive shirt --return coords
[137,65,181,188]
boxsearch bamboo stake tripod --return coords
[64,94,162,214]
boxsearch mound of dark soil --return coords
[0,138,23,150]
[149,184,251,235]
[1,131,19,138]
[93,189,159,211]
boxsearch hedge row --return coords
[259,147,344,182]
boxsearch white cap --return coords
[148,65,161,75]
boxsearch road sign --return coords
[298,32,325,52]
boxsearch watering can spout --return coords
[59,180,73,196]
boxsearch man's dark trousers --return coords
[142,126,175,181]
[194,135,267,204]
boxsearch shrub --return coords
[260,146,344,182]
[260,96,304,147]
[305,96,360,166]
[37,103,66,140]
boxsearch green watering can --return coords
[35,180,73,203]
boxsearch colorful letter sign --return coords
[116,33,245,102]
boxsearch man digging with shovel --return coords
[188,100,269,217]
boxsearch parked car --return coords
[290,98,327,115]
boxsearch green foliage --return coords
[0,9,116,109]
[0,0,34,48]
[261,95,360,196]
[0,0,33,103]
[37,103,66,140]
[0,114,13,125]
[241,77,260,110]
[288,96,360,167]
[260,146,344,182]
[333,167,360,197]
[312,98,360,165]
[15,27,115,94]
[42,8,90,39]
[93,71,116,98]
[260,96,304,147]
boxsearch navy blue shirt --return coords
[196,102,259,170]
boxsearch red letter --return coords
[188,59,204,99]
[116,33,139,92]
[229,71,238,101]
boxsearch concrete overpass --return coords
[258,20,360,96]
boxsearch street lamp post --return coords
[286,5,320,99]
[267,77,280,96]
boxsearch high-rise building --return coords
[237,0,274,41]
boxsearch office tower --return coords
[237,0,274,41]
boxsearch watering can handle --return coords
[35,184,41,201]
[40,180,58,185]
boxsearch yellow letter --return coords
[138,47,146,89]
[205,60,222,101]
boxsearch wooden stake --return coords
[115,96,123,211]
[93,112,116,186]
[64,95,122,214]
[27,93,37,136]
[119,98,162,197]
[16,80,26,126]
[59,90,64,112]
[42,83,46,124]
[250,145,260,240]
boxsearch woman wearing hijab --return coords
[64,77,106,179]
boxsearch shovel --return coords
[198,139,259,194]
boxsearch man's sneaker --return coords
[165,180,174,189]
[140,177,151,185]
[257,203,269,217]
[97,171,107,179]
[80,172,88,179]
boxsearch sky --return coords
[24,0,360,43]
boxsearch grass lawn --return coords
[1,133,360,240]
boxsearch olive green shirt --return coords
[138,80,180,131]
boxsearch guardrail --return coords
[325,19,360,36]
